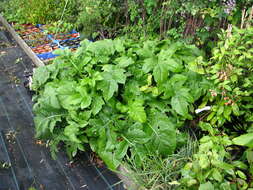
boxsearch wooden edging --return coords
[0,14,138,190]
[0,14,45,67]
[117,165,139,190]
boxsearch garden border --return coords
[0,13,138,190]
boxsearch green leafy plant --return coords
[2,0,78,24]
[43,21,74,34]
[202,26,253,129]
[32,38,209,170]
[181,26,253,190]
[3,0,252,43]
[180,122,251,190]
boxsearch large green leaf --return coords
[142,57,157,73]
[99,65,127,100]
[99,151,120,171]
[34,114,62,138]
[115,141,129,160]
[76,86,92,109]
[176,88,194,103]
[32,66,50,90]
[128,99,147,123]
[39,83,61,110]
[115,56,133,68]
[137,40,157,58]
[32,38,206,171]
[91,95,105,115]
[233,133,253,148]
[64,123,81,143]
[171,96,189,117]
[153,60,169,84]
[166,58,184,73]
[125,123,150,144]
[57,81,92,110]
[169,74,187,87]
[86,39,115,56]
[99,79,118,101]
[199,182,214,190]
[146,110,176,155]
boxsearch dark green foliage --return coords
[3,0,253,44]
[179,26,253,190]
[203,27,253,129]
[32,39,209,170]
[2,0,253,189]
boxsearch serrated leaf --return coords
[40,84,61,110]
[99,66,127,100]
[169,74,187,87]
[87,39,115,56]
[125,123,150,144]
[114,39,125,52]
[58,82,91,110]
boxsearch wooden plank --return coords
[0,14,45,67]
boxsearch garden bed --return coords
[0,17,125,190]
[2,1,253,189]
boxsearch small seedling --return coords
[0,161,11,169]
[6,130,17,144]
[15,57,22,64]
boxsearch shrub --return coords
[32,39,210,170]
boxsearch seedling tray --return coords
[13,23,81,63]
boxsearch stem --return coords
[55,0,69,39]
